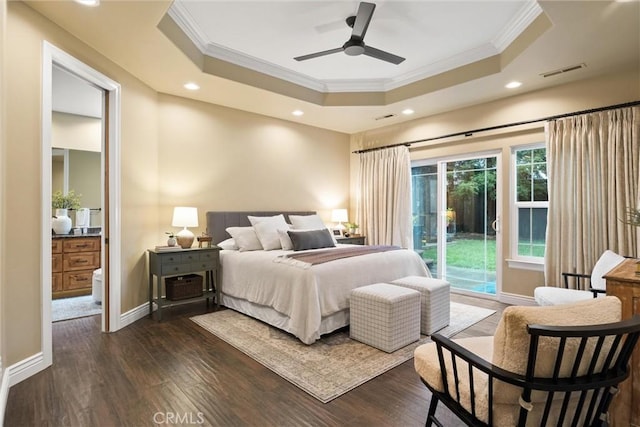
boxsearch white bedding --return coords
[220,244,430,344]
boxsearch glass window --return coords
[513,145,548,261]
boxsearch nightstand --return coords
[336,235,366,245]
[147,246,220,320]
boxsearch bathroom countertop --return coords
[52,232,102,238]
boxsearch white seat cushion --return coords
[534,286,594,306]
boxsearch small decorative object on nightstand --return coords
[197,233,213,248]
[336,235,366,245]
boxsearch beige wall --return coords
[4,2,160,364]
[3,2,351,369]
[1,0,6,378]
[52,111,101,152]
[68,150,101,211]
[156,94,351,237]
[350,70,640,299]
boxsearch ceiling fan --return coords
[294,2,405,65]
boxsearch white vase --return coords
[52,208,72,234]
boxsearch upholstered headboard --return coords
[206,211,316,244]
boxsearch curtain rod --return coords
[353,100,640,154]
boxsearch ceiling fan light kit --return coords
[294,2,405,65]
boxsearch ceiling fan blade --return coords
[351,2,376,40]
[294,47,344,62]
[363,45,405,65]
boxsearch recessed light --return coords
[184,82,200,91]
[292,110,304,116]
[505,81,522,89]
[74,0,100,6]
[402,108,414,115]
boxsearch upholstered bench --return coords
[350,283,421,353]
[390,276,450,335]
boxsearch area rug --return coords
[191,302,495,403]
[52,295,102,322]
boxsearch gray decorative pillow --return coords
[287,229,336,251]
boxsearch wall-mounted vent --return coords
[540,63,586,78]
[375,113,396,121]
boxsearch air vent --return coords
[375,114,396,121]
[541,63,586,78]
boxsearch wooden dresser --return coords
[52,236,101,299]
[604,258,640,427]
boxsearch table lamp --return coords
[331,208,348,233]
[172,207,198,249]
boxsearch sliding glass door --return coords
[412,153,501,296]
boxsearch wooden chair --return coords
[414,297,640,426]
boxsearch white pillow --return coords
[252,218,290,250]
[217,238,238,251]
[225,227,263,252]
[590,250,625,290]
[248,214,286,225]
[289,214,325,230]
[278,228,294,250]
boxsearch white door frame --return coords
[35,42,122,379]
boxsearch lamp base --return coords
[176,228,195,249]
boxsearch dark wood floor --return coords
[5,294,508,427]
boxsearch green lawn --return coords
[420,238,497,271]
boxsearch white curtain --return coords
[357,145,412,248]
[545,106,640,287]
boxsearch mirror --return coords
[51,110,102,228]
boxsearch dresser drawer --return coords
[52,253,63,273]
[52,272,63,292]
[63,271,93,290]
[63,252,100,271]
[63,237,100,253]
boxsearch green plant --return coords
[622,207,640,228]
[345,222,359,229]
[52,190,82,210]
[165,231,176,238]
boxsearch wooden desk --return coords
[605,258,640,427]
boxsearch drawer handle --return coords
[74,259,89,264]
[75,244,89,248]
[74,277,89,282]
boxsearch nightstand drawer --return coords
[191,261,216,272]
[161,263,192,276]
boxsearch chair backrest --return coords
[589,250,625,290]
[517,315,640,425]
[491,296,640,425]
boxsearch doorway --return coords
[51,66,104,322]
[412,152,502,298]
[40,42,122,371]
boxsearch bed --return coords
[206,211,431,344]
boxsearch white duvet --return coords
[220,245,430,344]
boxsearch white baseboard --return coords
[7,352,48,388]
[119,301,150,328]
[0,357,8,426]
[500,292,537,306]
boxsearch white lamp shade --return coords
[331,209,348,223]
[172,207,198,228]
